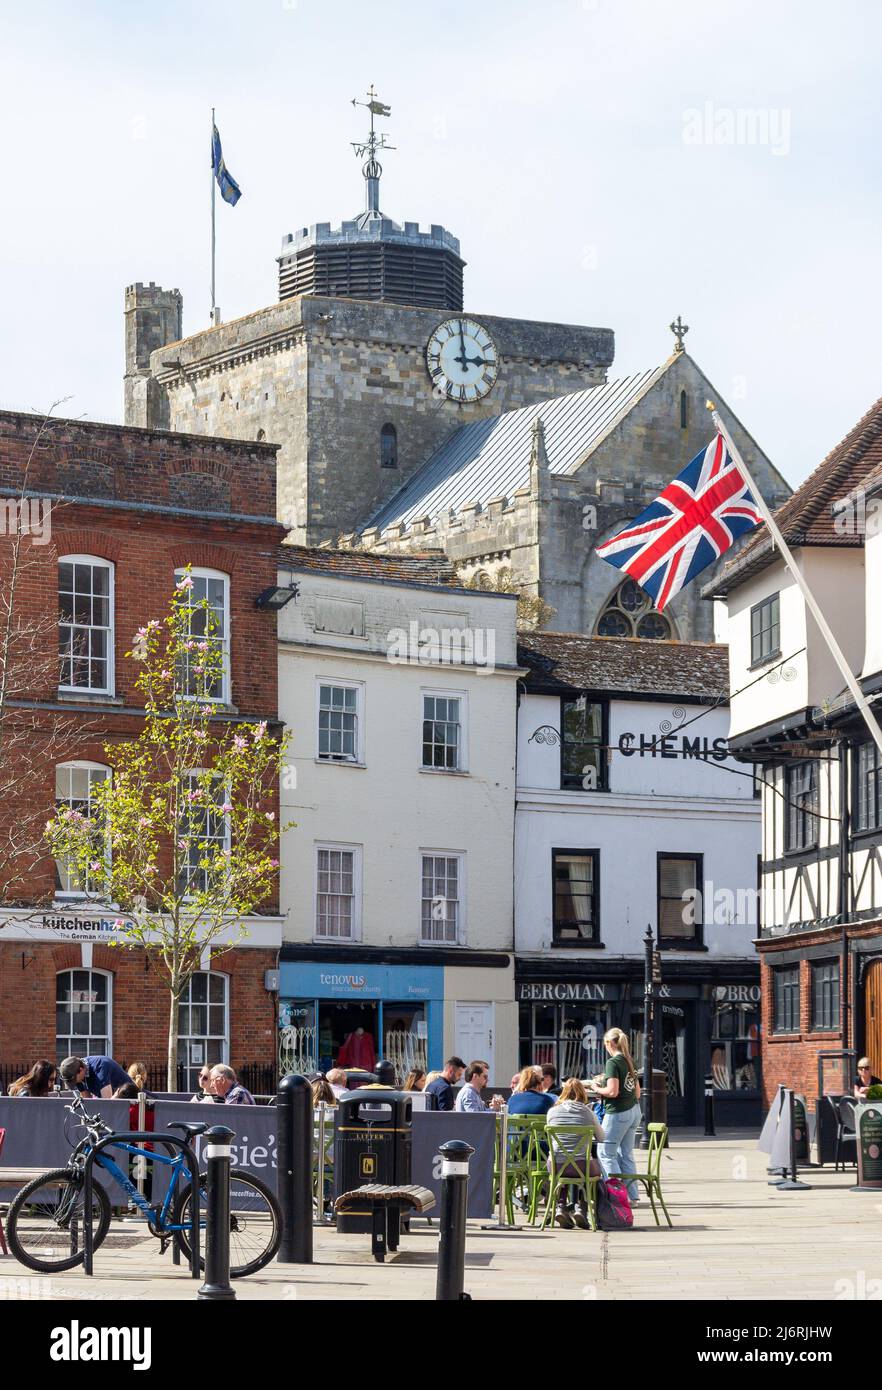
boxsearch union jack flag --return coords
[595,435,763,611]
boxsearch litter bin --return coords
[334,1089,413,1232]
[638,1068,667,1131]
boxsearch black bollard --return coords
[277,1073,313,1264]
[374,1059,397,1088]
[704,1073,716,1136]
[197,1125,236,1301]
[436,1139,474,1302]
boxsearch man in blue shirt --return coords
[424,1057,465,1112]
[60,1054,130,1098]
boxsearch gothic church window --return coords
[680,390,688,430]
[595,578,674,640]
[380,423,398,468]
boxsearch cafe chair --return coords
[540,1125,601,1232]
[834,1096,858,1173]
[617,1121,673,1227]
[494,1115,546,1224]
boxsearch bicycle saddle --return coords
[167,1121,209,1139]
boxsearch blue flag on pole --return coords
[211,123,242,206]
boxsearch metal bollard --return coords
[197,1124,236,1301]
[277,1073,313,1264]
[436,1139,474,1302]
[704,1074,716,1136]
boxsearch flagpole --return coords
[709,403,882,759]
[210,106,217,325]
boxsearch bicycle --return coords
[6,1091,282,1278]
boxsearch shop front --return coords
[516,962,761,1127]
[278,958,444,1084]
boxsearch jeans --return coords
[598,1105,641,1202]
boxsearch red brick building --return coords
[0,410,285,1092]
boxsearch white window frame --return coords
[58,555,115,695]
[420,849,466,946]
[55,967,113,1059]
[177,970,229,1092]
[54,761,112,899]
[314,841,362,942]
[315,678,365,765]
[420,688,468,773]
[178,769,231,900]
[174,567,231,705]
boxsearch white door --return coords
[455,1002,494,1083]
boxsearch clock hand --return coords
[458,321,468,373]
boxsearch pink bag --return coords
[596,1177,634,1230]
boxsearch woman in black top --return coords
[8,1059,56,1096]
[854,1058,882,1098]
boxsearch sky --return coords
[1,0,881,489]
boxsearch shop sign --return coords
[280,960,443,1001]
[617,732,728,761]
[713,984,761,1003]
[517,982,612,1002]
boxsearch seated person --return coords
[546,1078,604,1229]
[508,1065,556,1116]
[854,1058,882,1099]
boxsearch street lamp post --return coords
[640,923,655,1149]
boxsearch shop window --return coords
[811,959,839,1032]
[422,692,465,771]
[315,844,361,940]
[56,969,111,1060]
[519,1000,610,1079]
[773,965,800,1033]
[855,741,882,831]
[560,697,606,791]
[384,1003,428,1085]
[750,592,780,667]
[657,853,703,945]
[174,568,230,703]
[709,992,760,1091]
[54,762,111,897]
[785,761,818,852]
[177,971,229,1094]
[552,849,600,944]
[317,681,362,763]
[421,852,463,944]
[58,556,114,693]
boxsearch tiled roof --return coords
[360,365,669,534]
[518,631,730,701]
[277,543,460,586]
[706,392,882,597]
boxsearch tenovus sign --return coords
[279,960,444,1000]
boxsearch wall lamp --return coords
[256,582,300,611]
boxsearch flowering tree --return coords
[46,567,291,1089]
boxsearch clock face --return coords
[426,317,499,403]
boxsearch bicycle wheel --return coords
[6,1168,111,1273]
[172,1168,282,1278]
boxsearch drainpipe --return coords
[838,739,851,1051]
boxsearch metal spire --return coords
[351,85,394,222]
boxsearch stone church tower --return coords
[122,99,790,636]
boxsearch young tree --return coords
[47,567,291,1089]
[459,566,556,632]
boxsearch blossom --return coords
[113,918,126,930]
[160,669,171,680]
[233,735,247,751]
[269,858,280,869]
[220,802,233,815]
[90,860,101,872]
[176,575,194,591]
[138,817,150,828]
[178,839,189,850]
[253,721,268,741]
[265,811,275,821]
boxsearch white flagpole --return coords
[210,106,217,325]
[709,403,882,759]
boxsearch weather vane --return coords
[351,85,394,218]
[670,315,689,353]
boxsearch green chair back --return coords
[545,1124,596,1185]
[646,1123,667,1181]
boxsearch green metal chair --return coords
[540,1125,601,1232]
[617,1121,672,1227]
[493,1115,547,1224]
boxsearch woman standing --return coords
[592,1028,641,1205]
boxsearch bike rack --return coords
[82,1131,201,1278]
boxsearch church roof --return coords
[705,390,882,598]
[361,364,668,536]
[518,630,730,702]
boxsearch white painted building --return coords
[514,629,762,1126]
[705,391,882,1106]
[275,545,520,1084]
